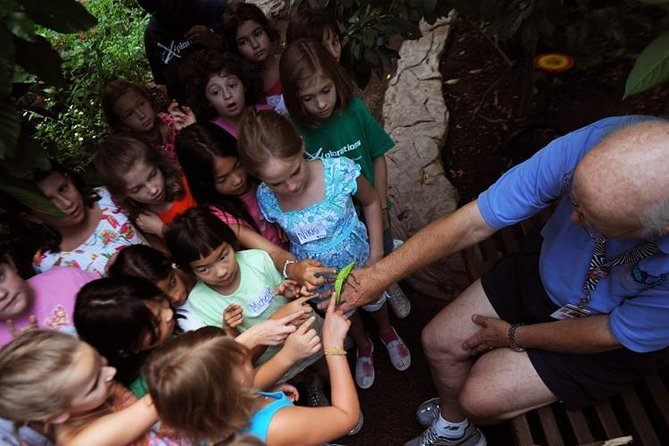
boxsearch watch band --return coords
[508,323,525,352]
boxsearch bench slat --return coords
[511,414,534,445]
[621,389,660,446]
[595,401,623,438]
[644,373,669,426]
[538,406,565,446]
[566,409,595,444]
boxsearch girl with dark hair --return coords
[30,168,146,276]
[175,123,334,288]
[182,50,267,138]
[222,3,286,114]
[108,244,205,331]
[102,79,195,167]
[164,207,324,382]
[94,135,197,238]
[285,8,342,62]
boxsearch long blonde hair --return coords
[144,327,256,443]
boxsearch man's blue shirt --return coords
[478,115,669,353]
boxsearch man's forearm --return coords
[368,200,496,289]
[515,315,621,354]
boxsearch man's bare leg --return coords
[421,279,498,422]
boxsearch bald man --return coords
[339,116,669,446]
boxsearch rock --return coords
[383,15,468,300]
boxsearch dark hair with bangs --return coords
[74,276,180,387]
[101,79,155,132]
[176,123,260,232]
[222,2,279,54]
[182,50,263,120]
[164,207,239,272]
[280,39,353,128]
[107,244,173,283]
[93,135,184,218]
[286,8,340,45]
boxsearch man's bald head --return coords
[573,118,669,238]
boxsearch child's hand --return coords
[136,211,166,236]
[274,279,303,299]
[282,316,321,362]
[322,292,351,349]
[270,295,314,326]
[271,383,299,402]
[6,315,38,338]
[244,311,307,346]
[287,259,336,291]
[168,101,197,131]
[223,304,244,330]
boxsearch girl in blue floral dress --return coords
[241,109,410,393]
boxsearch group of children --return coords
[0,4,413,446]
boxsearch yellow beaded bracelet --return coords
[324,349,347,356]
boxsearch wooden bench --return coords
[460,211,669,445]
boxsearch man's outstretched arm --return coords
[340,200,497,310]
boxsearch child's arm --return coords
[57,395,157,446]
[235,310,305,348]
[373,155,390,230]
[229,223,335,289]
[354,175,384,264]
[266,296,359,446]
[253,316,321,389]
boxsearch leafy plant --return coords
[294,0,449,87]
[28,0,150,172]
[0,0,96,214]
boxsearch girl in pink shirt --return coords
[176,123,333,289]
[0,252,96,347]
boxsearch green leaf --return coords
[14,36,65,86]
[0,27,15,99]
[22,0,97,34]
[0,101,19,160]
[0,173,63,217]
[624,32,669,98]
[334,261,356,305]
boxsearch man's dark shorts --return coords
[480,235,667,409]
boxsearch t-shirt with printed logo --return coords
[297,97,394,187]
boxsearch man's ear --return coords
[45,411,70,425]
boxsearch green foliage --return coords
[29,0,150,172]
[625,31,669,97]
[0,0,95,214]
[295,0,449,88]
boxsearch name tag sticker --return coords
[294,223,327,244]
[246,287,275,315]
[551,303,591,320]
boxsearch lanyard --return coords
[579,235,660,309]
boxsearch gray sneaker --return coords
[404,421,486,446]
[386,283,411,318]
[304,375,329,407]
[416,397,441,427]
[348,412,364,436]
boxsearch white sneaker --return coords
[355,340,375,389]
[380,327,411,371]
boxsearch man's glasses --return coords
[562,171,601,240]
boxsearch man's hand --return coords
[185,26,223,48]
[337,267,383,313]
[462,315,511,354]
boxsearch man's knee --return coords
[458,377,504,422]
[421,318,459,360]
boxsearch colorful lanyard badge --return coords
[334,261,356,306]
